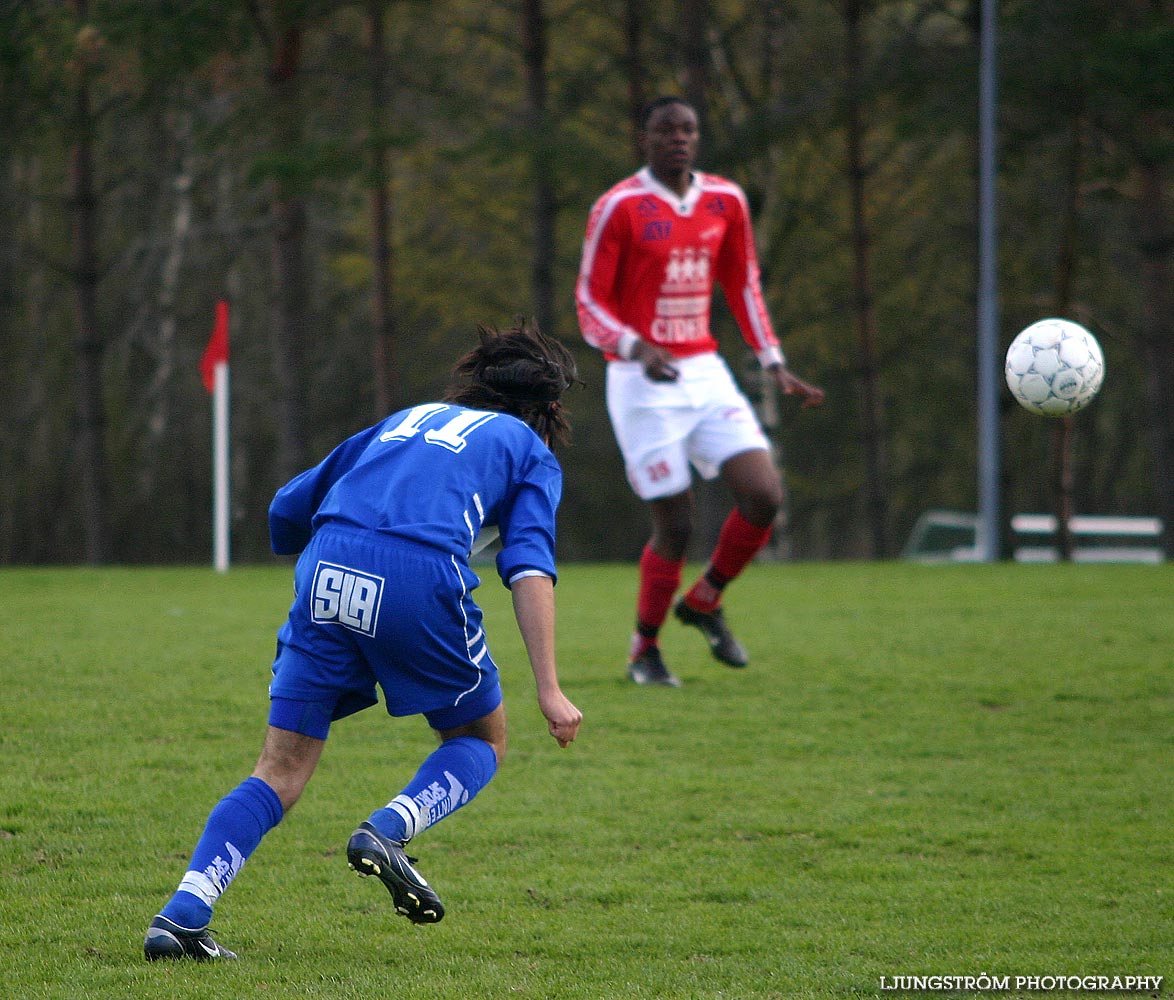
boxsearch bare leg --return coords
[251,725,327,813]
[719,448,783,527]
[648,489,694,559]
[436,702,508,764]
[674,448,781,666]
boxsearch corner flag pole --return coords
[200,300,231,572]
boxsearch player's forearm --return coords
[510,574,561,693]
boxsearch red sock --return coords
[633,545,684,654]
[685,509,771,612]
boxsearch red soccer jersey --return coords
[576,167,782,365]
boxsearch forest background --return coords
[1,0,1170,566]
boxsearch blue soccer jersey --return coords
[268,403,563,586]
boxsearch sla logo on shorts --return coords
[310,561,384,636]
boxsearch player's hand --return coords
[632,340,679,383]
[538,687,582,748]
[772,365,825,408]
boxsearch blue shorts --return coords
[268,525,503,739]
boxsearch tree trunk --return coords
[69,1,110,564]
[1050,112,1085,561]
[681,0,709,151]
[521,0,557,334]
[752,0,789,560]
[844,0,890,558]
[145,118,194,471]
[1135,156,1174,557]
[268,18,310,482]
[623,0,646,162]
[367,0,398,418]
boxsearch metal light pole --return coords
[976,0,1001,561]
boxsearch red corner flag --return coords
[200,300,230,393]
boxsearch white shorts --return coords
[606,353,770,500]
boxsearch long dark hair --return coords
[444,320,579,449]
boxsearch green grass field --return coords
[1,563,1170,999]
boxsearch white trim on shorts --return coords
[605,352,770,500]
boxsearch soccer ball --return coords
[1004,318,1104,417]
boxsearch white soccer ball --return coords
[1004,318,1105,417]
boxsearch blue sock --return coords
[160,776,284,929]
[368,736,498,843]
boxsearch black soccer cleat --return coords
[347,821,445,924]
[673,599,750,667]
[143,914,237,961]
[627,645,682,687]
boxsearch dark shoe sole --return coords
[673,600,750,667]
[347,823,445,924]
